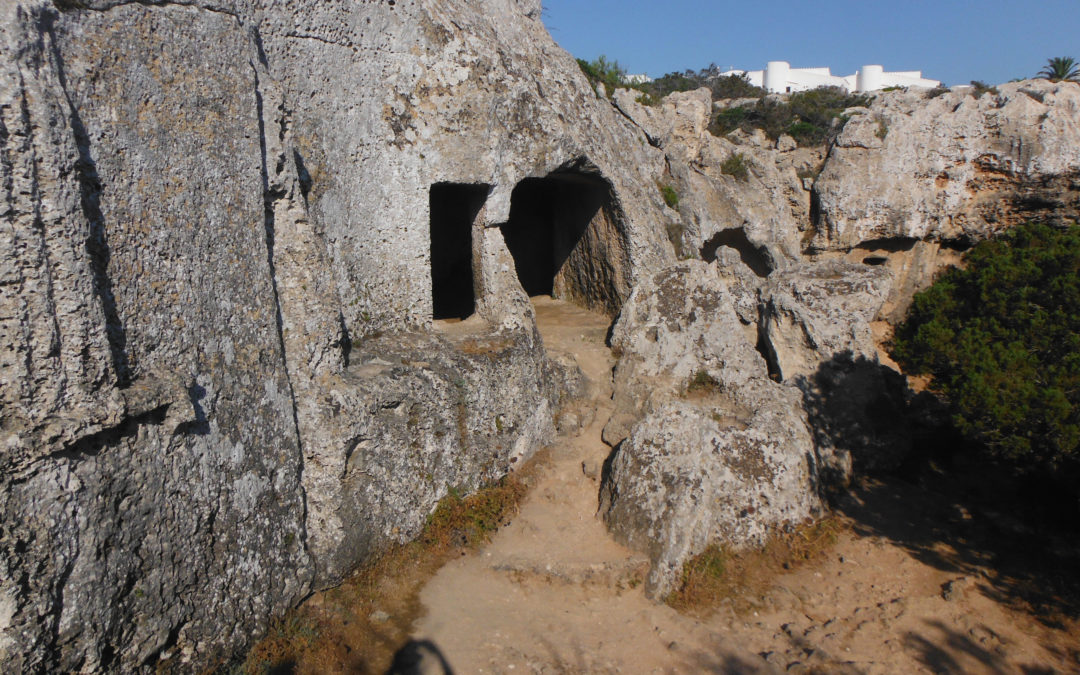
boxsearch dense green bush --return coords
[634,68,764,105]
[892,223,1080,473]
[709,86,871,146]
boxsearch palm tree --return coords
[1037,56,1080,83]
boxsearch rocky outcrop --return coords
[811,81,1080,252]
[760,260,891,382]
[613,87,823,266]
[599,262,823,598]
[1,6,314,671]
[1,0,671,670]
[601,385,823,599]
[603,261,767,446]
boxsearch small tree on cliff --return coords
[1038,56,1080,83]
[892,222,1080,474]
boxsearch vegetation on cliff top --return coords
[711,86,872,146]
[892,222,1080,476]
[1038,56,1080,83]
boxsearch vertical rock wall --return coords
[1,0,673,670]
[1,3,312,671]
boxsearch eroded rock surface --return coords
[761,259,891,382]
[613,87,823,266]
[0,0,667,670]
[812,81,1080,252]
[599,262,822,598]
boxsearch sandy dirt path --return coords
[411,297,1078,674]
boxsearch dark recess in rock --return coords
[700,227,773,277]
[430,183,489,320]
[501,167,625,315]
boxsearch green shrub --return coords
[892,222,1080,473]
[633,68,764,105]
[925,85,950,99]
[709,86,871,146]
[970,80,1000,97]
[708,72,764,100]
[660,184,679,209]
[577,55,627,97]
[786,120,821,142]
[720,152,750,182]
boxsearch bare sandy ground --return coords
[412,297,1079,674]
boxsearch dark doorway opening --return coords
[430,183,488,320]
[500,169,622,314]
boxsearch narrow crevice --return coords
[755,315,783,382]
[337,311,352,367]
[609,97,661,148]
[250,54,315,573]
[252,61,299,426]
[41,10,132,386]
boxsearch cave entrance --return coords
[700,227,773,277]
[430,183,488,320]
[500,169,622,315]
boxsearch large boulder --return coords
[757,260,911,481]
[603,260,768,446]
[760,259,892,382]
[599,260,822,598]
[601,383,823,599]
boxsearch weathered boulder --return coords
[756,260,913,481]
[811,81,1080,252]
[601,382,821,599]
[599,261,822,598]
[603,260,768,446]
[760,260,892,382]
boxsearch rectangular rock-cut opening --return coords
[500,171,622,314]
[430,183,488,320]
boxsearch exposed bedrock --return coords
[614,80,1080,322]
[811,81,1080,253]
[598,261,823,598]
[0,0,669,670]
[613,87,824,268]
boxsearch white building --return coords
[718,61,940,94]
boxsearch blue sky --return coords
[541,0,1080,86]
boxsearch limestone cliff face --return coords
[0,0,671,671]
[618,80,1080,322]
[812,81,1080,252]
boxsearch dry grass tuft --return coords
[232,468,536,675]
[684,369,721,397]
[667,517,844,616]
[456,336,514,356]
